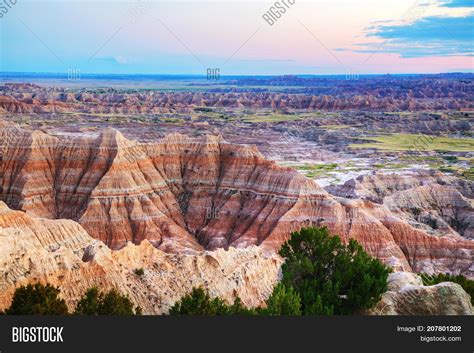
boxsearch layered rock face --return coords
[1,122,473,277]
[326,170,474,202]
[1,201,471,315]
[0,201,282,314]
[326,172,474,239]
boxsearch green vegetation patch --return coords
[2,283,142,315]
[169,227,391,316]
[350,133,474,152]
[242,114,303,123]
[294,163,338,178]
[4,283,68,315]
[161,117,183,124]
[373,162,410,170]
[278,227,391,315]
[134,268,144,277]
[193,107,213,113]
[169,287,254,315]
[75,287,142,315]
[462,167,474,181]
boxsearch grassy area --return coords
[350,133,474,152]
[161,117,183,124]
[294,163,338,178]
[463,167,474,181]
[457,156,474,163]
[400,155,441,162]
[242,114,303,123]
[390,144,473,179]
[373,163,410,170]
[193,111,228,120]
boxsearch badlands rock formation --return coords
[1,75,473,114]
[368,272,473,315]
[1,201,471,315]
[0,122,473,277]
[0,201,281,314]
[326,170,474,202]
[326,172,474,239]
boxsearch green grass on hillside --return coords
[350,133,474,152]
[294,163,338,178]
[242,114,303,123]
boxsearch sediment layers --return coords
[1,122,473,276]
[0,201,281,314]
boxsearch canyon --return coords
[1,199,471,315]
[0,121,472,279]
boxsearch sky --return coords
[0,0,472,75]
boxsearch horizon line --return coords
[1,71,473,78]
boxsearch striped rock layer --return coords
[0,122,473,276]
[0,201,281,314]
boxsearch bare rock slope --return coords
[0,201,281,314]
[327,171,474,239]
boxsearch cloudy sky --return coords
[0,0,472,75]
